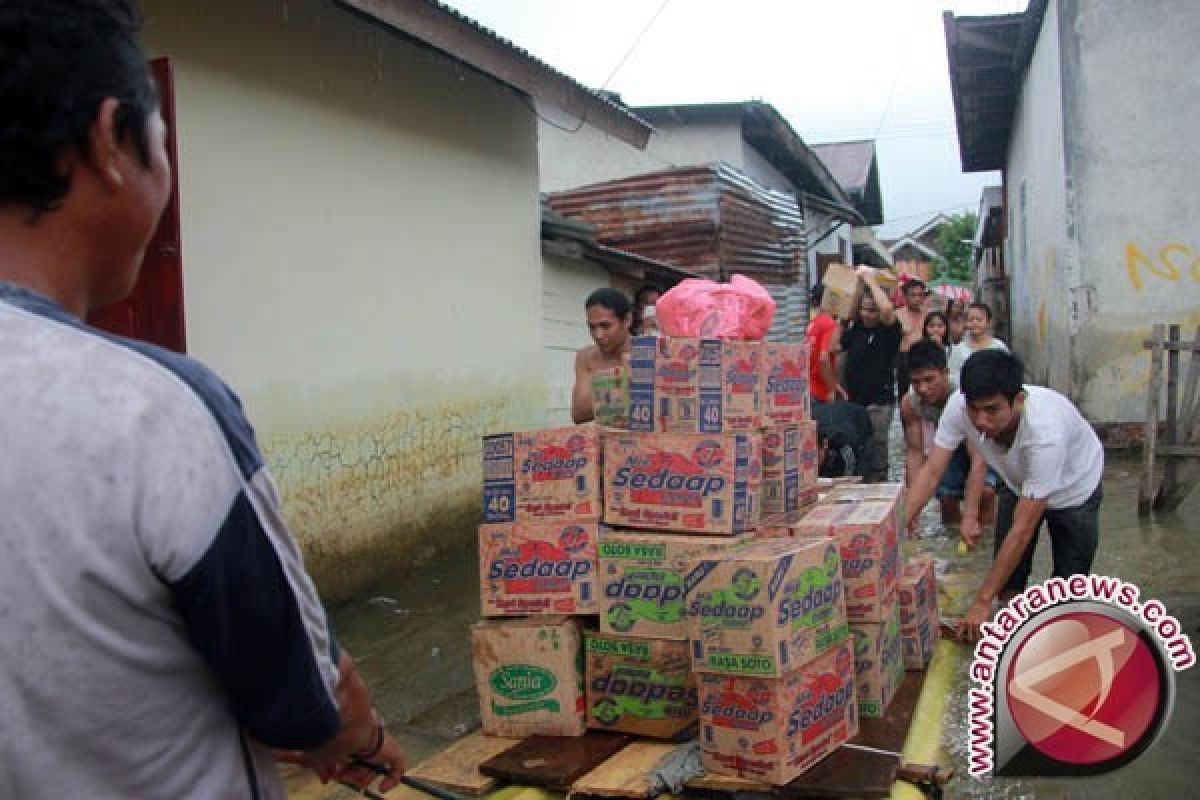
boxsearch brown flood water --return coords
[318,436,1200,799]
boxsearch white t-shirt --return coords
[933,385,1104,509]
[948,336,1008,382]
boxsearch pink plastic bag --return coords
[655,274,777,340]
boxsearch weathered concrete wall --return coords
[541,252,610,426]
[1060,0,1200,426]
[1005,0,1070,391]
[144,0,543,601]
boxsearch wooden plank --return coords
[1157,445,1200,457]
[1155,325,1182,509]
[686,772,774,793]
[1140,324,1165,515]
[569,741,677,799]
[479,732,634,791]
[776,748,898,799]
[407,732,521,796]
[1179,326,1200,441]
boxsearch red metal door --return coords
[87,57,186,353]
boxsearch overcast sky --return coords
[442,0,1023,238]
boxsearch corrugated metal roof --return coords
[546,163,807,287]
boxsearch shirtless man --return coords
[894,279,929,397]
[571,288,633,423]
[900,340,994,528]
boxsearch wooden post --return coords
[1139,324,1164,516]
[1154,325,1181,509]
[1157,326,1200,511]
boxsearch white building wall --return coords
[1060,0,1200,426]
[541,252,612,426]
[1004,0,1069,390]
[144,0,543,599]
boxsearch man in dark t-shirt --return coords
[838,271,901,481]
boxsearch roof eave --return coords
[337,0,653,148]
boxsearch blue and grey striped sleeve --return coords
[124,343,342,750]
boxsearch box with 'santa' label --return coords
[598,531,751,639]
[479,521,601,617]
[793,500,900,622]
[685,538,848,677]
[483,423,601,523]
[472,617,585,738]
[762,341,810,425]
[603,430,761,535]
[585,634,698,738]
[697,641,858,785]
[850,604,905,718]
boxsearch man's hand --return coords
[834,384,848,401]
[958,596,993,643]
[960,515,983,548]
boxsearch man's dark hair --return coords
[810,283,825,306]
[0,1,158,214]
[906,339,948,373]
[634,284,660,306]
[585,288,631,319]
[968,301,993,320]
[902,279,926,295]
[961,349,1024,404]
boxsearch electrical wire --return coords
[600,0,672,90]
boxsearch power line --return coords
[601,0,672,89]
[873,14,919,139]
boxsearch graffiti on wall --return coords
[1124,241,1200,290]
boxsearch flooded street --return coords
[316,423,1200,797]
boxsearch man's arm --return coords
[820,325,846,400]
[960,439,988,546]
[903,444,955,531]
[900,395,925,488]
[860,269,896,325]
[961,496,1048,641]
[571,350,594,424]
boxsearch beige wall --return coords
[144,0,543,600]
[541,253,610,426]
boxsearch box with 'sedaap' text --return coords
[761,341,811,425]
[850,603,905,718]
[685,538,848,677]
[603,430,761,535]
[483,423,601,523]
[598,530,751,640]
[584,633,697,739]
[479,520,601,617]
[793,499,900,622]
[697,640,858,785]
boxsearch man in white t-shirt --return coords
[904,349,1104,641]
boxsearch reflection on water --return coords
[324,428,1199,797]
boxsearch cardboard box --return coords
[472,617,585,738]
[850,605,904,718]
[796,420,819,488]
[697,641,858,785]
[598,531,751,639]
[754,489,822,539]
[901,613,936,670]
[584,634,697,738]
[685,539,848,677]
[626,336,765,433]
[792,500,900,622]
[819,263,862,319]
[827,482,907,541]
[760,425,800,517]
[479,521,601,617]
[898,555,939,669]
[761,341,811,425]
[483,423,601,523]
[604,430,761,535]
[590,366,631,429]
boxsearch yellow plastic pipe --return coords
[890,639,965,799]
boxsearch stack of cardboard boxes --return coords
[473,423,604,737]
[472,334,869,785]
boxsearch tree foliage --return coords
[931,211,978,283]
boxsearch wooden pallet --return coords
[479,732,635,791]
[407,732,522,795]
